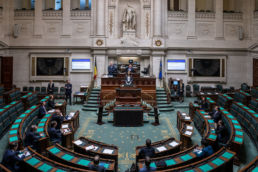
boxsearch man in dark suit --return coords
[89,155,106,172]
[139,156,156,172]
[216,120,228,145]
[1,142,25,172]
[25,125,41,150]
[65,80,72,105]
[108,62,116,76]
[48,95,55,110]
[51,109,64,129]
[126,64,135,73]
[39,101,47,119]
[200,97,208,111]
[211,106,222,127]
[139,139,155,158]
[48,121,62,144]
[47,80,54,94]
[194,139,214,158]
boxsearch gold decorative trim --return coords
[155,40,162,46]
[96,39,103,46]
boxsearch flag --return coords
[159,60,162,80]
[94,57,97,80]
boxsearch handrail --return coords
[85,78,95,103]
[163,77,171,104]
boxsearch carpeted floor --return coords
[0,97,257,172]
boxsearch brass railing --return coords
[85,79,95,103]
[163,77,171,104]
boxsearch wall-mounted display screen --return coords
[72,59,91,70]
[167,59,186,71]
[193,59,220,77]
[37,58,64,76]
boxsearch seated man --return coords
[108,61,116,76]
[47,95,55,110]
[194,139,214,158]
[139,156,156,172]
[89,155,106,172]
[39,101,47,119]
[51,109,64,129]
[48,121,62,144]
[1,142,25,172]
[139,139,155,158]
[199,97,208,111]
[124,71,133,87]
[215,120,228,145]
[126,64,135,73]
[209,106,222,127]
[25,125,41,150]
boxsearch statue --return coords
[122,4,136,32]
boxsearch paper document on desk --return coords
[181,113,186,116]
[169,141,179,147]
[103,149,114,154]
[48,109,55,113]
[185,131,192,136]
[74,140,83,145]
[86,145,98,151]
[156,146,167,152]
[184,116,190,120]
[62,124,69,129]
[186,126,193,130]
[69,112,75,117]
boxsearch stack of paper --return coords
[185,116,190,120]
[70,112,75,117]
[185,131,192,136]
[62,124,69,129]
[74,140,83,145]
[181,113,186,116]
[103,149,114,154]
[186,126,193,130]
[156,146,167,152]
[86,145,98,151]
[169,141,179,147]
[48,109,55,113]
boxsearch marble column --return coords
[34,0,43,36]
[93,50,106,86]
[154,0,162,36]
[187,0,196,39]
[152,51,165,86]
[96,0,105,36]
[3,0,14,42]
[215,0,224,39]
[242,0,252,39]
[62,0,72,36]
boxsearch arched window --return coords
[55,0,62,10]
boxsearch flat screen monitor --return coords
[173,81,178,85]
[167,59,186,71]
[72,59,91,70]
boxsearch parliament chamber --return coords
[0,0,258,171]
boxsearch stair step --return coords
[157,98,167,101]
[87,100,98,104]
[82,107,98,111]
[159,107,174,112]
[90,94,99,97]
[157,101,168,104]
[92,88,101,91]
[83,104,99,108]
[158,104,173,108]
[89,97,99,100]
[156,95,167,98]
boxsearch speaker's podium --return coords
[113,87,143,127]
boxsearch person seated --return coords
[199,97,209,111]
[126,64,135,73]
[25,125,41,150]
[139,139,155,158]
[47,95,55,110]
[211,106,222,127]
[89,155,106,172]
[139,156,156,172]
[39,101,47,119]
[1,142,25,172]
[194,139,214,158]
[124,71,134,87]
[215,120,228,146]
[51,109,64,129]
[48,121,62,144]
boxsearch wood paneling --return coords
[1,57,13,90]
[253,58,258,86]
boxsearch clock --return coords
[155,40,162,47]
[96,39,103,46]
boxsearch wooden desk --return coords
[21,92,38,110]
[113,106,143,127]
[65,110,80,132]
[61,123,74,149]
[80,85,89,92]
[189,102,200,119]
[101,76,156,106]
[73,92,87,104]
[135,138,181,162]
[180,124,194,149]
[55,100,67,115]
[218,94,233,110]
[115,87,141,105]
[3,88,21,104]
[197,92,220,102]
[177,111,192,131]
[239,156,258,172]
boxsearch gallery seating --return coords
[217,94,233,110]
[21,92,39,110]
[3,88,21,104]
[230,102,258,150]
[193,84,200,96]
[249,99,258,113]
[47,144,116,172]
[234,90,251,106]
[239,156,258,172]
[250,87,258,98]
[135,138,181,162]
[0,84,4,96]
[0,96,4,108]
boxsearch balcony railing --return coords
[223,12,242,20]
[43,10,62,19]
[14,10,34,19]
[168,11,188,20]
[71,10,91,20]
[196,12,215,19]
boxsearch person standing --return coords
[47,80,54,94]
[65,80,72,105]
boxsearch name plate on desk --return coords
[103,149,114,154]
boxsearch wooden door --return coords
[254,58,258,86]
[1,56,13,90]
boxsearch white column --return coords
[187,0,196,39]
[215,0,224,39]
[62,0,72,36]
[242,0,252,39]
[96,0,105,36]
[95,53,106,86]
[34,0,43,36]
[154,0,162,36]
